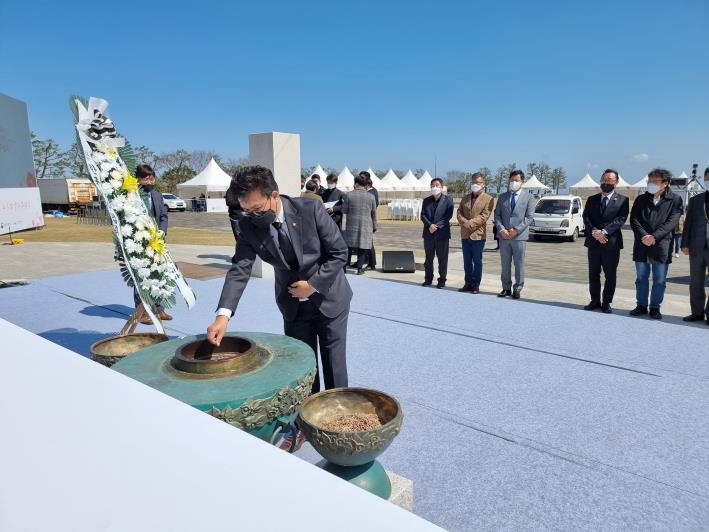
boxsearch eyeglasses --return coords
[242,197,272,215]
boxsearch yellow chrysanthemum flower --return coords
[148,226,166,255]
[122,173,139,192]
[107,147,118,159]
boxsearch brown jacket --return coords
[300,190,323,203]
[457,191,494,240]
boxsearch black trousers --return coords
[284,300,349,394]
[368,244,376,267]
[587,246,621,304]
[423,237,449,283]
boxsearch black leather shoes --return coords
[682,314,704,322]
[649,308,662,320]
[629,305,648,316]
[436,282,445,289]
[422,281,432,286]
[356,268,365,275]
[601,304,613,314]
[584,301,601,311]
[458,284,473,292]
[512,290,521,299]
[497,289,511,297]
[471,285,480,294]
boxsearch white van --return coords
[529,195,585,242]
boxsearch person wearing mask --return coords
[133,164,171,324]
[322,173,345,229]
[207,166,352,451]
[364,173,379,270]
[341,173,377,275]
[456,172,494,293]
[310,174,325,196]
[421,177,454,288]
[680,167,709,324]
[494,170,534,299]
[629,168,683,320]
[582,169,629,314]
[300,180,323,203]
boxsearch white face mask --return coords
[471,184,482,193]
[327,183,336,189]
[509,181,521,192]
[431,187,442,196]
[646,183,660,195]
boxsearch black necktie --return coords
[601,196,608,212]
[273,221,298,271]
[511,193,517,211]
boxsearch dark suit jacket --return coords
[149,189,168,234]
[583,192,629,251]
[217,196,352,321]
[322,187,345,227]
[630,189,683,264]
[368,187,379,207]
[681,191,708,255]
[421,194,454,240]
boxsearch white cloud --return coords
[632,153,649,162]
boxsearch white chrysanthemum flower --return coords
[128,257,145,269]
[109,198,124,212]
[145,246,155,257]
[109,169,123,180]
[137,267,151,279]
[100,182,113,194]
[124,211,137,224]
[123,239,137,253]
[109,178,122,189]
[120,224,133,237]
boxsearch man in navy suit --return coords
[421,177,454,288]
[134,164,171,323]
[582,169,629,313]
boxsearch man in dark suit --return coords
[680,167,709,324]
[134,164,171,323]
[364,173,379,269]
[207,166,352,397]
[582,169,629,313]
[421,177,454,288]
[322,173,344,229]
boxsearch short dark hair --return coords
[326,173,338,183]
[354,174,368,187]
[601,169,619,181]
[509,170,525,180]
[311,174,321,181]
[704,167,709,177]
[305,180,318,192]
[229,165,278,200]
[471,172,484,181]
[135,164,155,179]
[431,177,444,186]
[647,168,672,183]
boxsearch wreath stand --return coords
[119,303,165,336]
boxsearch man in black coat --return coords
[629,168,683,320]
[680,167,709,324]
[421,177,454,288]
[582,169,629,313]
[321,173,345,229]
[364,173,379,269]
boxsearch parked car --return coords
[162,193,186,212]
[529,195,585,242]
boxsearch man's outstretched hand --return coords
[206,315,230,346]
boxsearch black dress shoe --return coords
[367,265,376,270]
[649,308,662,320]
[436,283,445,289]
[682,314,704,322]
[584,301,602,311]
[356,268,365,275]
[512,290,521,299]
[497,289,511,297]
[421,281,432,286]
[629,305,648,316]
[458,284,473,293]
[601,304,613,314]
[471,285,480,294]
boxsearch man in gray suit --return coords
[342,173,377,275]
[681,167,709,324]
[207,166,353,397]
[494,169,535,299]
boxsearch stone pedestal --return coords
[248,132,301,198]
[387,470,414,511]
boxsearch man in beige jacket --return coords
[457,172,494,293]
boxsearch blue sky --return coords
[1,0,707,181]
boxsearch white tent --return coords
[418,170,433,188]
[309,165,328,181]
[176,158,232,212]
[336,166,355,191]
[616,175,632,188]
[400,169,428,191]
[570,173,599,189]
[521,174,550,190]
[366,168,383,189]
[677,171,689,181]
[631,175,648,188]
[378,169,402,192]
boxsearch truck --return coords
[37,178,97,213]
[529,195,585,242]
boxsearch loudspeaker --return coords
[381,251,415,273]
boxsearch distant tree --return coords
[134,145,158,170]
[155,149,191,176]
[446,169,468,182]
[550,167,568,193]
[492,162,517,194]
[478,166,492,193]
[31,132,69,179]
[526,162,552,186]
[160,166,196,194]
[189,150,221,173]
[446,179,467,194]
[222,157,249,177]
[64,140,90,179]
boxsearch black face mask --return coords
[600,183,615,193]
[141,184,154,192]
[248,209,277,228]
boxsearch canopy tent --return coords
[400,170,428,191]
[616,175,632,188]
[570,174,599,189]
[521,174,550,190]
[336,166,355,191]
[309,165,328,181]
[418,170,433,188]
[176,158,232,212]
[366,168,383,189]
[631,175,648,188]
[378,169,403,192]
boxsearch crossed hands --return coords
[641,234,656,247]
[429,224,438,234]
[499,228,517,240]
[592,229,608,244]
